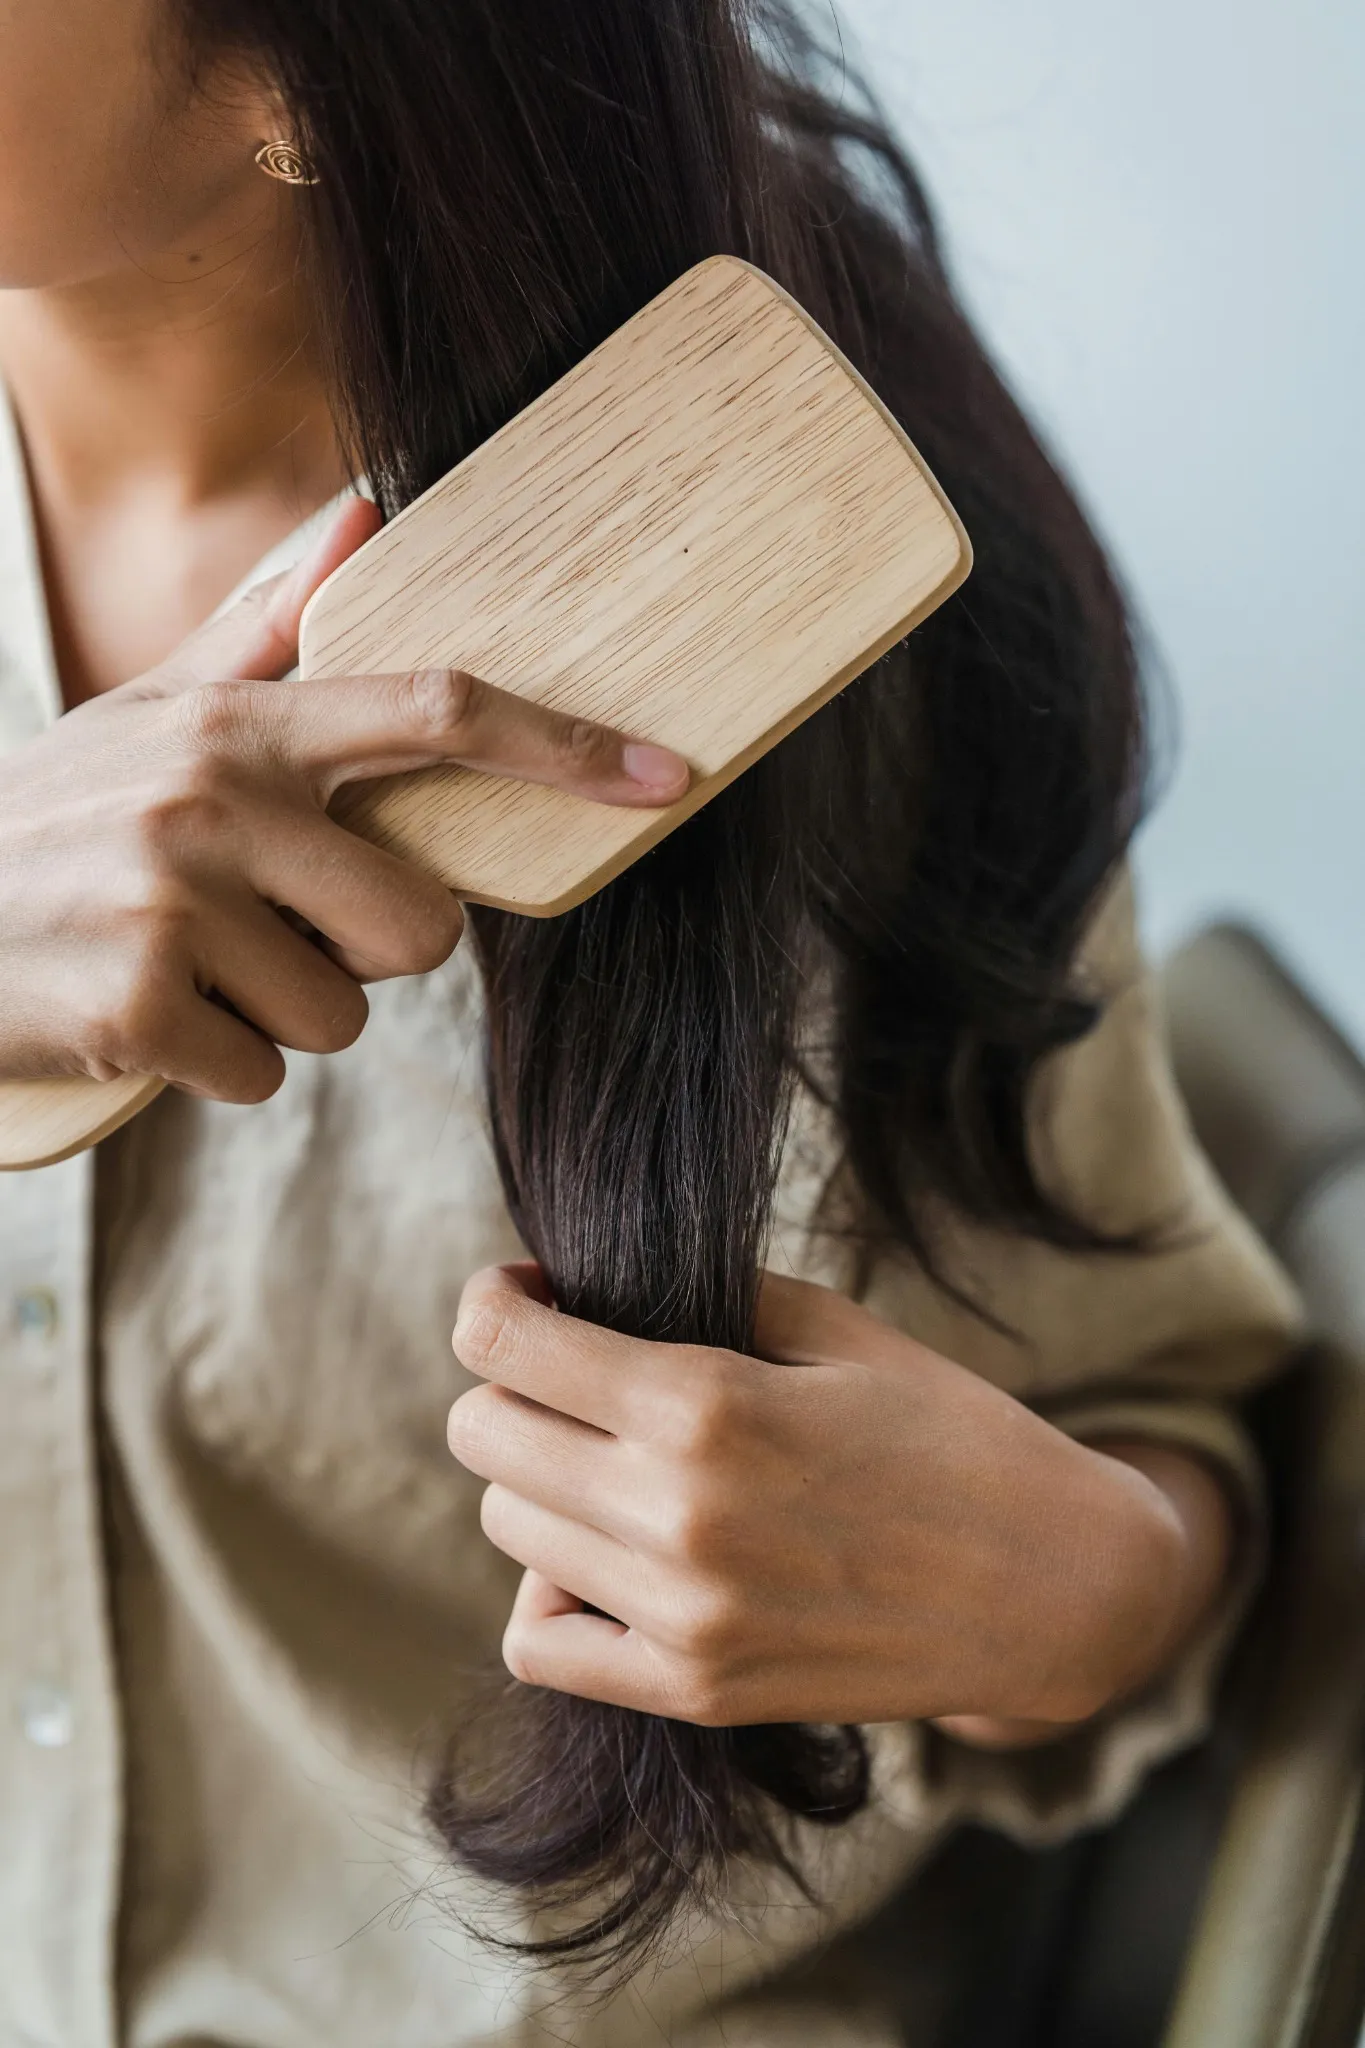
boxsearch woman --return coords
[0,1,1299,2044]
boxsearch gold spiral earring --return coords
[254,140,319,187]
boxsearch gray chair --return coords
[855,925,1365,2048]
[1161,926,1365,2048]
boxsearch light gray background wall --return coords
[836,0,1364,1044]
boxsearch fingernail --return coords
[623,743,689,795]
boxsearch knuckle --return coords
[649,1459,752,1573]
[556,717,611,774]
[227,577,272,621]
[454,1297,521,1375]
[386,890,464,976]
[403,666,477,739]
[680,1580,746,1659]
[300,992,368,1057]
[101,887,199,1036]
[652,1485,722,1567]
[175,678,249,752]
[135,756,238,855]
[114,868,196,941]
[87,959,175,1071]
[666,1657,735,1728]
[667,1362,749,1462]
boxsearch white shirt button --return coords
[19,1682,74,1749]
[14,1287,59,1343]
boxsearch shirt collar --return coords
[0,385,63,750]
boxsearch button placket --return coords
[15,1285,60,1345]
[0,1155,121,2048]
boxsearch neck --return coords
[0,185,352,702]
[0,196,347,518]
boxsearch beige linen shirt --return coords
[0,389,1303,2048]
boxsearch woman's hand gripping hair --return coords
[449,1264,1235,1743]
[0,500,688,1103]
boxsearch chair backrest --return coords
[1160,925,1365,2048]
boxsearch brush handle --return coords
[0,1072,165,1171]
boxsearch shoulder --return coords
[772,869,1304,1400]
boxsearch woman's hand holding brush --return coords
[0,499,687,1104]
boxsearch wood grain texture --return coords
[304,258,970,913]
[0,256,969,1170]
[0,1072,165,1170]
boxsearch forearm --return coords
[935,1436,1238,1750]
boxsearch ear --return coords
[185,47,297,160]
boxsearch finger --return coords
[228,666,690,808]
[314,934,427,988]
[136,497,383,697]
[755,1268,906,1371]
[501,1570,688,1716]
[448,1384,642,1542]
[194,888,371,1055]
[453,1264,656,1434]
[240,798,464,981]
[502,1260,555,1307]
[479,1486,658,1633]
[513,1569,591,1627]
[130,983,287,1104]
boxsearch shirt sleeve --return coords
[769,868,1304,1844]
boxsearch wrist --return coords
[1082,1435,1237,1703]
[1055,1443,1195,1721]
[959,1433,1235,1746]
[993,1434,1197,1730]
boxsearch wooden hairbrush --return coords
[0,256,970,1171]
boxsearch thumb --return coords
[139,495,383,697]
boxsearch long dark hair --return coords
[186,0,1146,1976]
